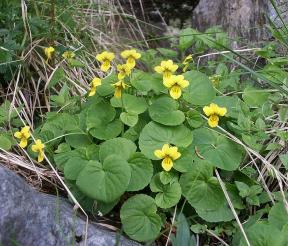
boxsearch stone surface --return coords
[192,0,270,41]
[0,166,141,246]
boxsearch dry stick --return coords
[215,170,251,246]
[13,109,89,246]
[196,48,261,70]
[165,205,177,246]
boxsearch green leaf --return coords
[0,135,12,150]
[243,87,270,107]
[76,156,131,203]
[139,121,193,160]
[213,96,240,119]
[179,28,197,51]
[192,128,244,171]
[180,162,225,210]
[54,149,86,171]
[150,173,181,209]
[64,157,88,180]
[68,59,85,68]
[186,110,204,128]
[48,67,65,88]
[173,148,195,173]
[89,119,122,140]
[120,194,162,242]
[127,153,153,191]
[195,203,234,223]
[120,112,138,127]
[86,101,116,129]
[99,137,137,162]
[238,222,287,246]
[159,170,178,185]
[235,181,251,198]
[65,133,92,148]
[130,70,165,93]
[149,97,185,126]
[97,73,117,96]
[157,48,178,58]
[110,94,147,114]
[183,71,216,106]
[280,154,288,170]
[268,202,288,230]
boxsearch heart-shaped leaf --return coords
[86,101,116,129]
[110,94,147,114]
[120,112,138,127]
[76,155,131,202]
[89,119,122,140]
[192,127,244,171]
[180,162,225,210]
[150,173,182,209]
[99,137,137,162]
[120,194,162,242]
[64,157,89,180]
[127,153,153,191]
[183,71,216,105]
[149,97,185,126]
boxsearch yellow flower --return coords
[88,77,102,97]
[96,51,115,72]
[182,54,193,72]
[117,64,132,80]
[203,103,227,128]
[154,144,181,171]
[120,49,141,69]
[62,51,75,60]
[209,75,221,88]
[112,80,128,98]
[14,126,31,148]
[44,46,55,63]
[154,60,178,82]
[31,139,45,162]
[163,75,189,100]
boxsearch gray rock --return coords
[0,166,141,246]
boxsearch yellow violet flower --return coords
[96,51,115,72]
[44,46,55,63]
[14,126,31,148]
[182,54,193,72]
[117,64,132,80]
[31,139,45,162]
[203,103,227,128]
[112,80,128,98]
[62,51,75,60]
[163,75,189,100]
[120,49,141,69]
[154,60,178,82]
[88,77,102,97]
[154,144,181,172]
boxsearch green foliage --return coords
[2,13,288,244]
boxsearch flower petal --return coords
[203,106,213,116]
[161,157,173,171]
[168,147,181,160]
[208,115,219,128]
[38,151,45,162]
[169,85,182,99]
[19,139,28,148]
[216,106,227,116]
[154,149,165,159]
[14,131,22,139]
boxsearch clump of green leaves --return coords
[2,24,288,245]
